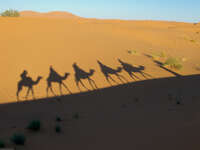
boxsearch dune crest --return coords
[20,10,81,18]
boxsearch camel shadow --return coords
[73,63,98,92]
[46,66,72,97]
[144,54,182,77]
[118,59,152,81]
[16,70,42,101]
[97,60,128,86]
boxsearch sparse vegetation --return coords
[190,39,196,43]
[127,50,140,56]
[195,65,200,71]
[73,113,80,120]
[0,140,5,148]
[163,57,183,70]
[56,116,62,122]
[151,51,166,60]
[27,120,41,131]
[55,125,61,133]
[1,9,20,17]
[10,133,26,145]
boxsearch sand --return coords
[0,11,200,150]
[0,12,199,103]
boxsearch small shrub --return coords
[73,113,80,120]
[151,51,166,60]
[1,9,20,17]
[27,120,41,131]
[196,65,200,71]
[190,39,196,43]
[10,133,26,145]
[56,116,62,122]
[127,50,140,55]
[163,57,183,70]
[0,140,5,148]
[55,125,61,133]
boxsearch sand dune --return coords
[0,16,199,103]
[20,11,80,18]
[0,13,200,150]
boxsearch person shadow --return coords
[16,70,42,101]
[73,63,98,92]
[46,66,72,97]
[97,60,128,86]
[118,59,152,80]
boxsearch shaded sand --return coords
[0,75,200,150]
[0,15,200,103]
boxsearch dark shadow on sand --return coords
[118,59,152,81]
[16,70,42,101]
[73,63,98,92]
[97,60,128,86]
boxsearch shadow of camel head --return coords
[118,58,124,64]
[138,65,145,70]
[64,72,70,77]
[97,60,102,65]
[89,69,95,75]
[38,76,43,80]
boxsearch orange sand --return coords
[0,12,199,103]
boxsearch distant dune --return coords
[20,11,81,18]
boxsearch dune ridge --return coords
[20,10,81,18]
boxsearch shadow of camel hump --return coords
[118,59,152,81]
[73,63,98,92]
[16,70,42,101]
[46,66,72,97]
[97,60,128,86]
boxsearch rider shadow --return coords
[118,59,152,81]
[16,70,42,101]
[46,66,72,97]
[73,63,98,92]
[97,60,128,86]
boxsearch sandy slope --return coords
[0,13,200,150]
[0,15,199,103]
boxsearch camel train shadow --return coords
[16,59,153,101]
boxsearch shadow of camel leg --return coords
[105,76,112,86]
[59,83,63,96]
[129,73,136,81]
[119,74,129,83]
[75,80,82,92]
[88,78,95,90]
[90,78,98,89]
[49,86,56,96]
[109,76,118,85]
[116,74,124,84]
[131,73,140,80]
[139,72,149,79]
[16,87,22,102]
[62,83,72,94]
[25,88,30,99]
[143,72,152,78]
[31,87,35,99]
[79,80,90,91]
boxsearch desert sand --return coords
[0,11,200,150]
